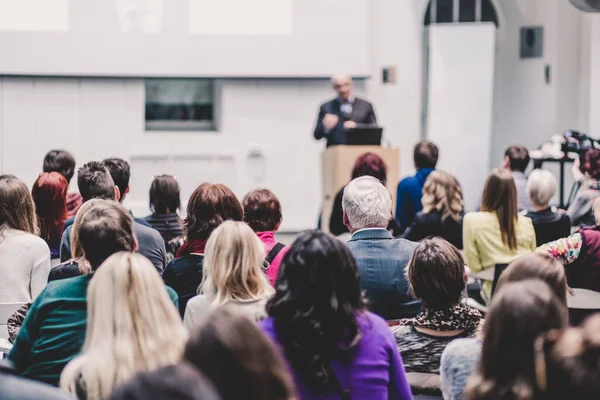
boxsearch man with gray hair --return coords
[343,176,420,320]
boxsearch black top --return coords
[0,360,71,400]
[48,260,81,282]
[525,208,571,247]
[313,97,377,147]
[144,213,184,246]
[403,210,464,249]
[162,254,204,317]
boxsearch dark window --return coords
[425,0,499,27]
[481,0,499,26]
[459,0,476,23]
[437,0,454,24]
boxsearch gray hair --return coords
[342,176,392,230]
[527,169,557,207]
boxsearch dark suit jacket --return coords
[345,229,421,320]
[403,210,464,249]
[313,97,377,147]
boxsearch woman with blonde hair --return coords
[404,170,464,248]
[0,175,51,303]
[184,221,275,329]
[60,252,185,400]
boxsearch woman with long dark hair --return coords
[262,230,412,399]
[32,172,69,259]
[463,169,536,301]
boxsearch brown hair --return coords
[407,237,466,309]
[242,189,282,232]
[149,175,181,214]
[185,183,244,241]
[505,145,530,173]
[70,199,104,274]
[497,253,567,305]
[466,280,568,400]
[77,200,136,271]
[184,307,295,400]
[0,175,38,235]
[481,169,519,250]
[414,140,439,169]
[421,170,463,223]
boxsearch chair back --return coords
[567,288,600,310]
[0,302,26,340]
[491,263,510,296]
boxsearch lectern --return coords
[321,146,400,234]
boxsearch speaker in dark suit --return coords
[313,75,378,147]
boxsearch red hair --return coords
[351,152,387,184]
[32,172,68,247]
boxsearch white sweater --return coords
[0,228,51,303]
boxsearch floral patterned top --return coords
[538,233,583,265]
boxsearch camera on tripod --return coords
[562,130,600,172]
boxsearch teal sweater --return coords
[8,274,178,386]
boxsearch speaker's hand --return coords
[322,114,339,131]
[343,120,357,130]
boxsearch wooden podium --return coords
[321,146,400,234]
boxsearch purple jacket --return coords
[261,312,413,400]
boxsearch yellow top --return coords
[463,211,537,301]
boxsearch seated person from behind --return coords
[8,200,138,385]
[60,161,166,273]
[242,189,289,285]
[567,148,600,228]
[163,183,244,317]
[344,176,420,320]
[144,174,184,254]
[0,360,71,400]
[32,172,69,260]
[329,152,396,236]
[502,145,532,211]
[525,169,570,246]
[403,170,464,249]
[396,140,439,233]
[390,238,482,374]
[43,149,82,217]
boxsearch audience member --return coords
[242,189,289,285]
[463,169,536,302]
[184,221,274,330]
[440,253,568,400]
[60,252,184,399]
[390,238,481,374]
[567,148,600,228]
[525,169,571,246]
[462,281,568,400]
[329,152,390,236]
[32,172,69,259]
[163,183,244,316]
[396,140,439,232]
[502,145,532,211]
[0,360,71,400]
[343,176,420,320]
[262,230,413,399]
[110,363,221,400]
[403,170,464,248]
[60,161,167,273]
[0,175,51,304]
[8,200,137,385]
[539,315,600,400]
[185,307,295,400]
[43,149,82,217]
[145,174,184,249]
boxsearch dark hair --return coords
[242,189,282,232]
[110,363,221,400]
[505,145,530,173]
[32,172,69,248]
[77,200,135,270]
[466,280,568,400]
[407,238,466,309]
[43,149,76,183]
[150,175,181,214]
[542,315,600,400]
[184,307,295,400]
[0,175,37,235]
[185,183,243,241]
[497,253,568,305]
[266,230,365,392]
[414,141,439,169]
[351,152,387,184]
[77,162,116,202]
[584,148,600,180]
[103,158,131,202]
[481,169,519,250]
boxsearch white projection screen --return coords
[426,23,496,212]
[0,0,369,77]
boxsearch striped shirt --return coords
[144,213,184,245]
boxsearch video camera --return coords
[562,130,600,172]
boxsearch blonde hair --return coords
[421,170,463,222]
[594,197,600,225]
[60,252,186,399]
[0,175,38,236]
[527,170,557,207]
[200,221,274,306]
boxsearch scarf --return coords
[400,304,482,332]
[176,239,207,258]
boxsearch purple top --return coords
[261,312,413,400]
